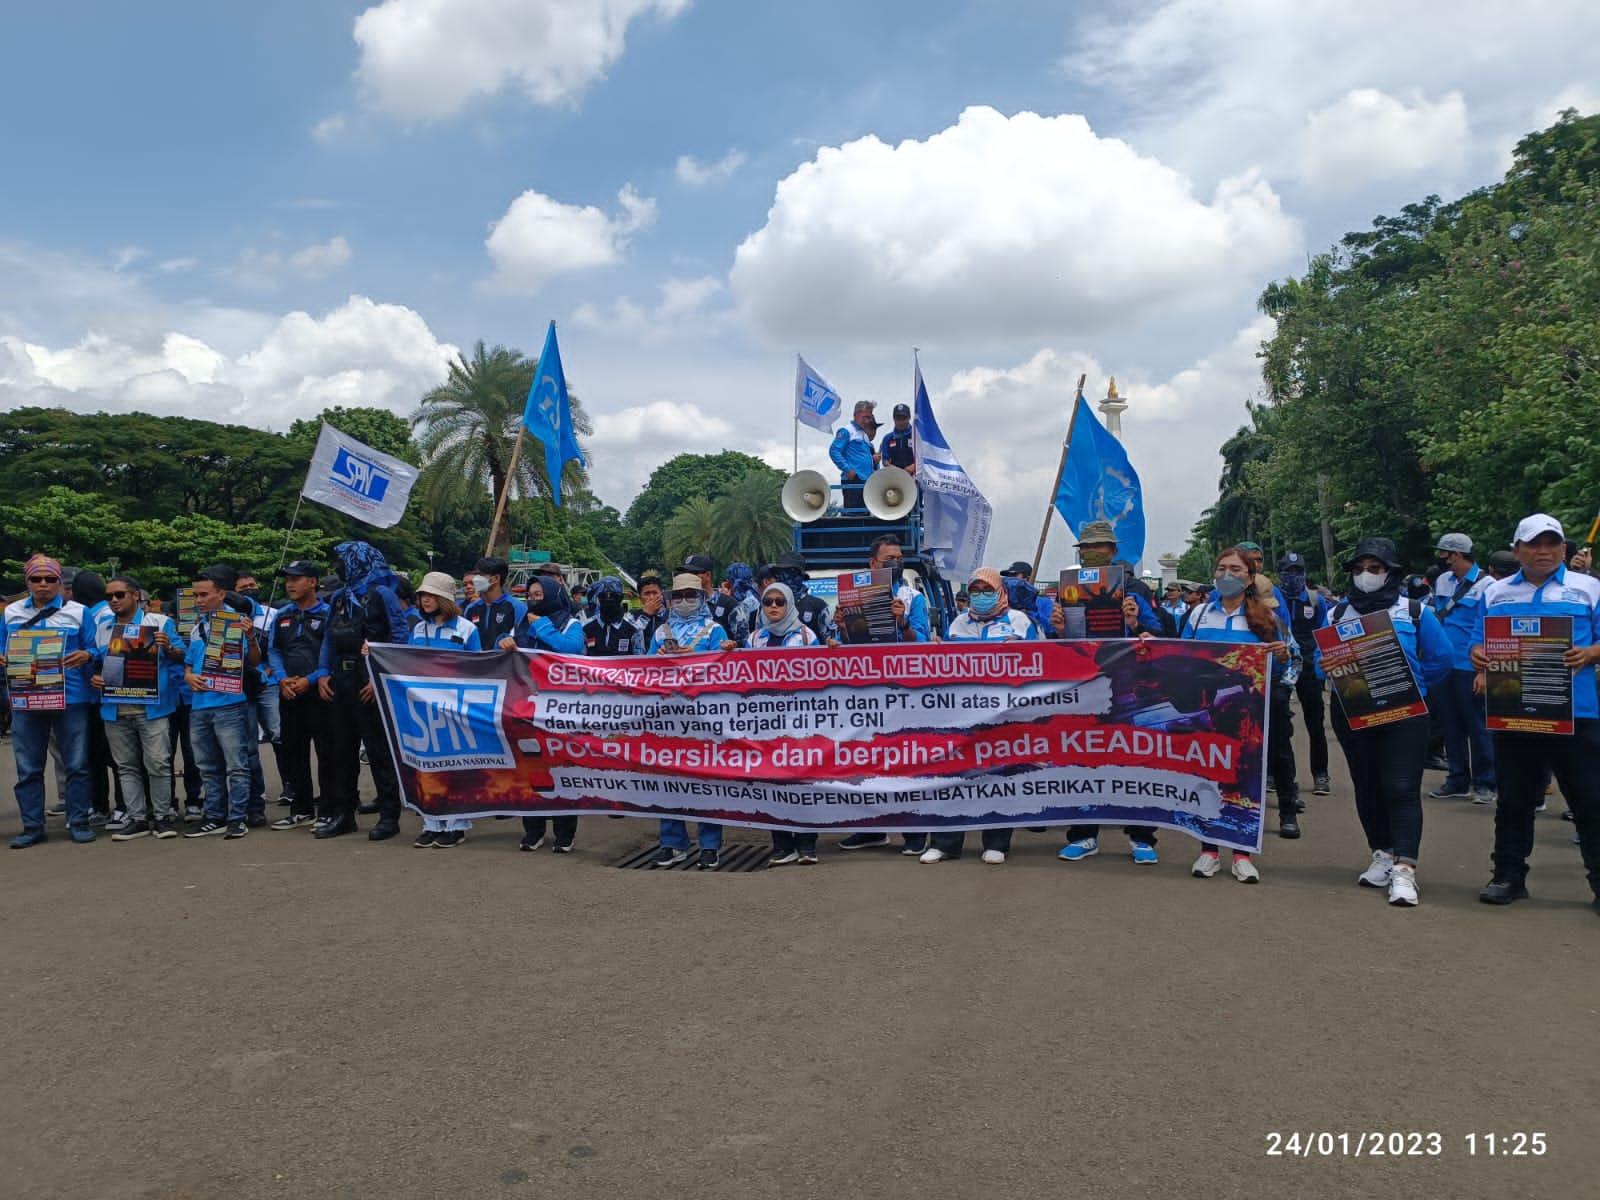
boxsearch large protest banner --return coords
[369,640,1272,852]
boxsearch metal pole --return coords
[486,425,527,558]
[1031,373,1087,580]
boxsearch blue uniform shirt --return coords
[1431,563,1492,672]
[1317,597,1452,697]
[1473,564,1600,719]
[829,424,876,482]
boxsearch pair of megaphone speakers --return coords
[783,466,919,522]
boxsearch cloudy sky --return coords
[2,0,1596,569]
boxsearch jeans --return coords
[13,706,91,831]
[1436,668,1495,790]
[190,703,252,825]
[770,829,819,856]
[1490,719,1600,892]
[1332,706,1427,865]
[103,709,175,822]
[659,819,722,850]
[931,827,1013,856]
[1294,670,1330,778]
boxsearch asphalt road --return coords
[1,724,1595,1200]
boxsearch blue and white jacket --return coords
[946,609,1040,642]
[1432,563,1493,672]
[1473,565,1600,719]
[409,615,483,652]
[829,423,876,482]
[1182,600,1304,684]
[1,595,95,705]
[1316,596,1452,697]
[93,607,180,721]
[746,626,821,649]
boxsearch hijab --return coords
[333,541,396,597]
[756,583,802,640]
[1344,536,1404,616]
[664,584,711,642]
[726,561,757,604]
[530,576,577,627]
[968,567,1010,622]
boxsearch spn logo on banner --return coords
[301,423,418,528]
[383,676,515,771]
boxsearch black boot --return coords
[368,818,401,842]
[314,813,359,839]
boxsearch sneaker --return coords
[797,850,819,865]
[1058,837,1099,862]
[919,847,950,863]
[769,849,800,867]
[434,830,465,848]
[655,847,690,867]
[359,749,369,765]
[1265,779,1276,793]
[271,813,315,830]
[698,847,720,870]
[185,820,228,838]
[225,822,248,839]
[1563,809,1576,822]
[980,849,1006,865]
[10,829,47,849]
[414,829,439,848]
[1191,851,1221,878]
[275,794,292,808]
[1129,840,1158,865]
[46,803,66,818]
[69,826,96,844]
[1472,788,1497,806]
[87,812,109,827]
[900,835,928,855]
[519,835,544,852]
[1312,773,1331,795]
[1231,855,1260,884]
[1428,784,1471,799]
[1358,849,1396,888]
[1278,816,1301,839]
[1387,863,1419,907]
[111,819,152,841]
[1478,878,1529,905]
[839,832,890,850]
[182,807,204,823]
[105,810,131,832]
[152,819,179,839]
[552,840,574,854]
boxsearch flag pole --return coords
[264,492,306,611]
[1031,373,1087,580]
[486,425,527,558]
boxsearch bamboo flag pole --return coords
[1031,373,1088,580]
[485,425,527,558]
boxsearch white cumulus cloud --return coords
[485,185,656,293]
[353,0,691,121]
[729,106,1300,344]
[1297,89,1468,192]
[675,149,746,187]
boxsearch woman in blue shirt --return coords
[745,582,822,865]
[1180,546,1299,883]
[409,572,481,848]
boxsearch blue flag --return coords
[522,321,585,506]
[913,360,991,577]
[1055,395,1145,563]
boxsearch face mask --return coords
[1214,573,1248,599]
[1352,570,1388,594]
[1279,573,1305,596]
[671,598,701,618]
[968,591,999,615]
[1079,547,1114,568]
[470,575,491,595]
[599,596,623,621]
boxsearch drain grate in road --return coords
[612,843,772,873]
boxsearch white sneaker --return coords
[1231,855,1260,884]
[1387,863,1419,907]
[1358,849,1396,889]
[919,847,949,864]
[1191,852,1221,878]
[980,849,1006,865]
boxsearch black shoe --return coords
[552,840,574,854]
[275,794,292,807]
[1278,816,1301,839]
[1563,810,1576,822]
[224,822,248,839]
[1424,755,1450,772]
[111,819,152,841]
[698,847,720,870]
[901,835,928,855]
[414,830,439,848]
[184,819,228,838]
[357,802,380,815]
[655,846,689,867]
[368,820,401,842]
[152,818,180,840]
[313,814,358,839]
[434,830,465,848]
[838,832,890,850]
[245,816,268,829]
[270,813,315,830]
[1478,879,1529,905]
[1312,773,1331,795]
[519,835,545,852]
[1294,796,1306,813]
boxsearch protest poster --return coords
[369,638,1274,853]
[101,623,162,704]
[175,588,199,638]
[7,628,68,711]
[835,569,898,644]
[1057,565,1126,639]
[200,610,249,694]
[1312,609,1428,730]
[1483,614,1574,734]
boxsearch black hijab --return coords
[1344,536,1404,615]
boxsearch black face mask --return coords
[599,596,624,621]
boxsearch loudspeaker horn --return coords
[782,470,832,523]
[864,466,918,521]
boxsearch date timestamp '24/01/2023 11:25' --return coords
[1265,1132,1547,1158]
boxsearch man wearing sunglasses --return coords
[2,553,98,846]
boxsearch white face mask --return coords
[470,575,491,595]
[671,598,701,618]
[1352,570,1388,593]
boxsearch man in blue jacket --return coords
[1430,532,1496,803]
[829,400,880,513]
[1279,552,1332,795]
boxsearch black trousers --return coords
[1295,670,1329,778]
[326,679,400,823]
[522,816,578,845]
[1332,706,1427,863]
[1490,719,1600,893]
[931,828,1013,856]
[169,704,202,806]
[279,691,332,818]
[842,482,865,513]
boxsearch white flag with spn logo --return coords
[301,423,418,528]
[795,355,844,432]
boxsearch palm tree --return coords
[412,341,592,552]
[711,469,790,567]
[662,496,718,569]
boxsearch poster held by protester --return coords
[1313,610,1428,730]
[200,610,249,695]
[1057,565,1126,640]
[101,624,162,704]
[370,638,1274,853]
[7,629,67,711]
[835,569,898,644]
[1483,615,1574,735]
[175,587,199,638]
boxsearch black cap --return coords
[279,559,321,579]
[892,403,911,418]
[683,554,714,575]
[775,550,806,572]
[1000,560,1033,578]
[1278,551,1306,571]
[1343,536,1403,572]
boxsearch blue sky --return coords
[2,0,1597,569]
